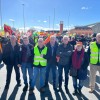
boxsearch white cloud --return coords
[18,27,30,32]
[43,21,47,23]
[81,7,89,10]
[9,19,15,21]
[18,24,75,32]
[33,26,43,30]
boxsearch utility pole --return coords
[49,16,50,30]
[22,4,25,32]
[53,8,55,33]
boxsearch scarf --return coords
[72,48,84,69]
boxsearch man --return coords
[29,36,35,46]
[3,35,21,90]
[88,33,100,93]
[30,38,48,93]
[56,35,73,92]
[45,35,58,91]
[70,37,76,50]
[20,36,33,93]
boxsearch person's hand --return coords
[40,54,43,57]
[56,56,60,62]
[17,64,21,67]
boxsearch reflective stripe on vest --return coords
[33,46,47,66]
[90,42,100,64]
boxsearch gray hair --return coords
[38,38,44,42]
[96,33,100,38]
[50,35,56,40]
[23,35,29,39]
[10,35,17,40]
[63,35,69,40]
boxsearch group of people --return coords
[0,33,100,96]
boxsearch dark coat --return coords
[70,40,76,49]
[56,43,73,66]
[2,42,21,66]
[0,52,2,63]
[71,51,89,80]
[46,42,58,65]
[21,44,33,64]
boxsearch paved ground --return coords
[0,64,100,100]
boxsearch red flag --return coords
[43,33,54,45]
[4,24,13,35]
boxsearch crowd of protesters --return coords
[0,32,100,96]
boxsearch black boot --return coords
[53,86,58,91]
[78,89,82,95]
[23,85,28,92]
[29,88,34,95]
[17,83,21,87]
[4,85,9,90]
[65,86,69,93]
[44,83,49,88]
[73,89,78,95]
[59,86,62,91]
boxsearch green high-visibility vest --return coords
[35,38,38,43]
[33,46,47,67]
[90,42,100,64]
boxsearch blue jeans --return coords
[45,64,57,87]
[31,67,46,89]
[72,77,84,90]
[21,63,33,88]
[58,64,70,88]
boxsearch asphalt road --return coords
[0,64,100,100]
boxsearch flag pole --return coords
[68,11,70,31]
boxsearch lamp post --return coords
[49,16,50,30]
[68,11,70,31]
[22,4,25,32]
[53,8,55,33]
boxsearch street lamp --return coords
[53,8,55,33]
[9,19,15,27]
[49,16,50,30]
[0,0,2,29]
[22,4,25,32]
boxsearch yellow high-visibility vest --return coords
[33,46,47,66]
[90,42,100,64]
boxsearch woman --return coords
[70,42,89,95]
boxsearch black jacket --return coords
[21,44,33,64]
[2,42,21,66]
[46,42,58,65]
[56,43,73,65]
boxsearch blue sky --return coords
[0,0,100,30]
